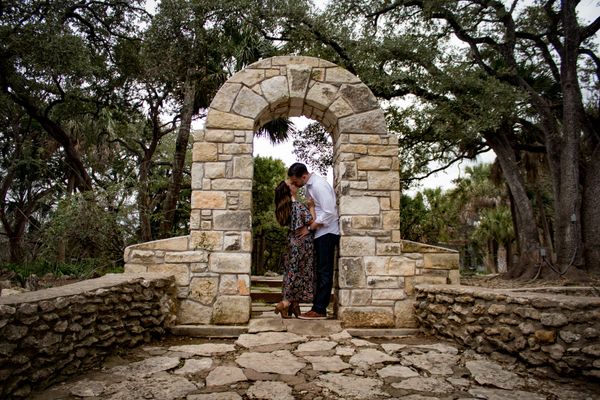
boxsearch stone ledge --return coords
[346,328,419,338]
[0,273,174,304]
[169,324,248,337]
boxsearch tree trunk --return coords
[582,144,600,273]
[159,69,196,238]
[484,130,541,278]
[138,153,153,242]
[497,243,507,273]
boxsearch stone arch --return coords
[124,55,459,328]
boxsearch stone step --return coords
[251,275,283,288]
[169,324,248,338]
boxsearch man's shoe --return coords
[298,310,327,320]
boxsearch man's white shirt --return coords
[305,173,340,238]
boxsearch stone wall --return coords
[124,236,251,325]
[0,273,177,398]
[414,284,600,378]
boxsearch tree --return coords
[251,156,288,275]
[258,0,599,277]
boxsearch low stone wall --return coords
[0,273,177,398]
[414,284,600,378]
[124,236,251,325]
[338,240,459,328]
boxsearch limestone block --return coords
[210,83,242,112]
[350,290,372,305]
[228,68,265,86]
[364,257,389,275]
[210,252,251,274]
[191,263,208,272]
[339,306,395,328]
[376,242,402,255]
[391,191,400,209]
[261,75,290,107]
[351,216,381,230]
[372,289,406,301]
[130,236,189,251]
[326,67,361,83]
[423,253,460,270]
[190,276,219,305]
[338,109,387,134]
[340,83,379,113]
[338,289,351,306]
[148,264,189,286]
[192,191,227,209]
[367,145,399,157]
[339,257,366,288]
[212,295,251,324]
[448,269,461,285]
[224,233,242,251]
[367,276,399,288]
[213,210,251,230]
[339,144,368,154]
[204,162,226,179]
[233,155,254,179]
[191,163,203,189]
[395,300,418,328]
[219,274,239,295]
[327,97,354,120]
[124,264,147,274]
[178,300,212,324]
[206,109,254,130]
[337,161,357,179]
[232,86,268,118]
[164,251,209,263]
[241,231,252,252]
[306,82,339,111]
[223,143,252,154]
[350,134,383,144]
[193,142,218,162]
[367,171,400,190]
[191,231,223,251]
[204,129,235,143]
[404,277,415,295]
[211,178,252,191]
[357,156,392,171]
[191,129,204,142]
[248,58,272,68]
[382,211,400,230]
[389,257,416,276]
[239,191,252,210]
[414,275,448,285]
[190,210,201,230]
[129,250,163,264]
[340,236,376,257]
[238,274,250,295]
[339,196,380,215]
[270,55,320,66]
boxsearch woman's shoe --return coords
[274,301,291,319]
[291,302,301,318]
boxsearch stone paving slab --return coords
[31,319,600,400]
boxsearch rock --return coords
[469,386,546,400]
[403,353,460,376]
[69,380,105,397]
[350,338,377,347]
[205,366,247,387]
[295,340,337,354]
[411,343,459,354]
[103,371,198,400]
[174,358,213,375]
[235,332,307,348]
[349,348,399,367]
[248,318,286,333]
[246,381,294,400]
[188,393,242,400]
[381,343,407,354]
[303,355,352,372]
[376,365,420,379]
[391,376,454,394]
[168,343,236,356]
[329,330,352,341]
[465,360,523,389]
[317,373,387,399]
[236,350,305,375]
[109,356,180,377]
[335,346,355,356]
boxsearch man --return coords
[287,162,340,320]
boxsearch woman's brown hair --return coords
[274,180,292,226]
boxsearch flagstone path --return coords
[32,319,600,400]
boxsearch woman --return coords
[273,180,316,318]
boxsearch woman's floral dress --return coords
[282,201,316,302]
